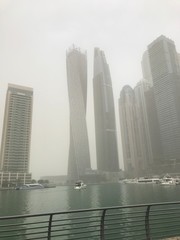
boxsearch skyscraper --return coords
[141,50,153,86]
[93,48,119,172]
[66,47,91,182]
[134,81,153,167]
[148,35,180,162]
[0,84,33,173]
[119,86,144,176]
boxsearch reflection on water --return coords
[1,183,180,216]
[0,190,30,216]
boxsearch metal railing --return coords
[1,201,180,239]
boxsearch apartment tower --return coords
[0,84,33,174]
[66,47,91,181]
[134,81,153,168]
[93,48,119,172]
[119,86,144,176]
[148,35,180,162]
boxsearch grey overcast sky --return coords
[0,0,180,179]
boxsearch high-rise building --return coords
[119,86,144,176]
[144,87,163,165]
[134,81,153,167]
[148,35,180,162]
[93,48,119,172]
[0,84,33,186]
[141,51,153,86]
[66,47,91,182]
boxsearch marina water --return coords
[1,182,180,217]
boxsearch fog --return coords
[0,0,179,179]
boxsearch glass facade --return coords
[0,84,33,173]
[148,36,180,162]
[93,48,119,172]
[66,47,91,181]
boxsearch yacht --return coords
[74,180,87,190]
[15,183,44,190]
[160,174,180,186]
[137,177,160,184]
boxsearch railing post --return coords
[48,214,53,240]
[145,205,151,240]
[100,209,106,240]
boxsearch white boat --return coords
[15,183,44,190]
[137,177,160,184]
[122,178,138,184]
[74,181,86,190]
[120,177,160,184]
[160,174,180,186]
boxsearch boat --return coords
[120,178,138,184]
[15,183,44,190]
[137,177,161,184]
[74,180,86,190]
[120,177,160,184]
[160,174,180,186]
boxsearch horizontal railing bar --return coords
[105,209,146,216]
[67,218,101,224]
[105,208,180,219]
[150,217,180,224]
[0,229,48,239]
[105,222,145,230]
[150,206,180,212]
[150,223,180,232]
[50,227,100,237]
[64,215,101,221]
[150,227,180,236]
[150,208,180,214]
[105,230,146,238]
[149,212,180,219]
[106,236,146,240]
[149,215,180,223]
[52,219,100,228]
[57,213,101,219]
[51,223,100,232]
[105,225,145,233]
[25,236,49,240]
[105,218,145,226]
[0,224,49,234]
[105,213,145,221]
[51,233,101,240]
[104,217,145,224]
[0,220,49,228]
[149,218,180,226]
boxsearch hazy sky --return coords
[0,0,179,179]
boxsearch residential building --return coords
[93,48,119,172]
[66,46,91,182]
[0,84,33,187]
[0,84,33,173]
[148,35,180,163]
[141,50,153,86]
[119,85,144,176]
[134,81,153,168]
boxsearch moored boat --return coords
[15,183,44,190]
[74,180,86,190]
[137,177,161,184]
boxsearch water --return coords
[1,182,180,217]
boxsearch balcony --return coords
[0,201,180,239]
